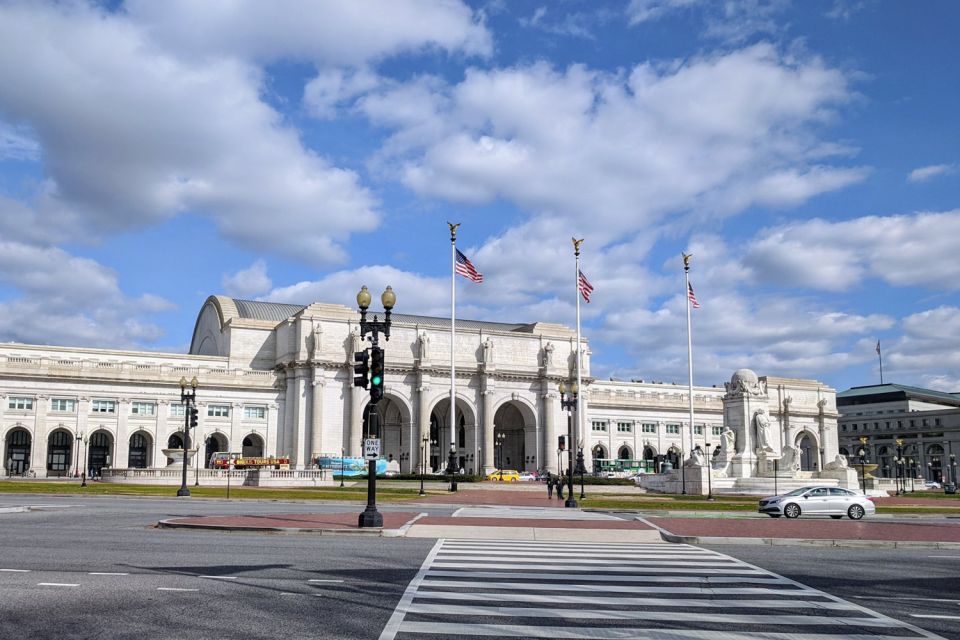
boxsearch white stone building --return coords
[0,295,832,483]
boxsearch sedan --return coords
[758,486,875,520]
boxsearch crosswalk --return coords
[380,539,944,639]
[451,506,623,520]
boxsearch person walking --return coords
[546,473,554,499]
[556,474,564,500]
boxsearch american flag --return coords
[688,282,701,309]
[578,270,594,303]
[455,249,483,283]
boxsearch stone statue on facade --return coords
[419,332,430,360]
[720,426,737,457]
[823,454,849,471]
[754,407,774,453]
[483,337,494,364]
[684,448,706,467]
[779,445,801,472]
[542,342,554,367]
[724,368,767,398]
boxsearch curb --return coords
[655,531,960,549]
[157,512,428,537]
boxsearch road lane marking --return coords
[158,588,199,592]
[37,583,78,587]
[89,572,128,576]
[0,569,30,572]
[928,555,960,559]
[308,579,344,583]
[853,595,960,603]
[199,575,237,580]
[911,614,960,620]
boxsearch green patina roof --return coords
[838,383,960,407]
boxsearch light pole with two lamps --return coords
[74,431,83,478]
[894,438,905,496]
[909,458,916,492]
[354,284,396,529]
[496,431,506,480]
[950,452,957,489]
[419,435,429,496]
[177,376,198,497]
[558,381,578,508]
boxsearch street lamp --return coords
[177,376,198,497]
[894,438,904,496]
[419,435,428,496]
[858,435,868,495]
[908,458,916,492]
[576,446,586,500]
[74,431,83,478]
[950,452,957,487]
[495,431,506,481]
[558,380,578,508]
[80,434,88,487]
[355,284,395,529]
[927,461,933,483]
[705,442,715,501]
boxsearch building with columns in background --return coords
[2,295,819,480]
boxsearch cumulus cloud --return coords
[745,210,960,291]
[223,260,273,299]
[627,0,789,43]
[125,0,492,65]
[626,0,703,25]
[365,44,863,240]
[0,1,382,264]
[884,307,960,391]
[0,121,40,161]
[907,163,956,183]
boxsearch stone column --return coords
[267,403,280,457]
[114,398,130,469]
[482,386,495,475]
[416,383,430,472]
[229,402,243,457]
[310,367,325,462]
[283,367,297,460]
[155,400,169,468]
[543,390,557,474]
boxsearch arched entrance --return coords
[618,445,632,460]
[166,433,185,466]
[927,444,944,482]
[877,446,891,478]
[666,446,681,470]
[87,430,113,476]
[643,445,657,472]
[493,402,530,473]
[46,429,73,477]
[4,428,31,476]
[242,434,264,457]
[592,444,607,474]
[430,396,477,474]
[204,433,228,468]
[368,395,414,473]
[795,431,817,471]
[128,432,152,469]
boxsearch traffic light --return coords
[353,350,369,388]
[558,435,566,451]
[370,346,384,403]
[189,406,199,429]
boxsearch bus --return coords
[210,452,290,470]
[593,458,654,477]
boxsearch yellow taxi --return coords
[486,469,521,482]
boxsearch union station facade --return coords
[2,295,735,478]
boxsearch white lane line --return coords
[158,587,199,592]
[199,575,237,580]
[853,595,960,603]
[405,604,888,626]
[89,572,129,576]
[0,569,30,572]
[399,622,916,639]
[928,555,960,559]
[912,614,960,620]
[308,579,344,583]
[378,538,443,640]
[412,591,856,610]
[419,580,815,596]
[37,583,79,587]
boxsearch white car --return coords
[758,486,875,520]
[924,481,942,490]
[518,472,540,482]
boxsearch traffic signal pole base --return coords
[564,497,578,508]
[358,508,383,528]
[176,488,190,497]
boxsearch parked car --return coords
[924,481,942,490]
[486,469,521,482]
[758,485,875,520]
[519,471,540,482]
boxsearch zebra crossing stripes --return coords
[451,507,622,520]
[380,539,945,640]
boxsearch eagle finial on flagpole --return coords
[448,222,460,241]
[572,237,584,256]
[682,252,692,271]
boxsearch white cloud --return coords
[367,44,862,241]
[303,68,382,119]
[884,307,960,391]
[0,121,40,161]
[907,163,956,183]
[125,0,492,65]
[745,209,960,291]
[223,260,273,299]
[627,0,789,43]
[0,1,378,263]
[626,0,702,25]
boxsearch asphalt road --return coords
[705,544,960,640]
[3,495,958,639]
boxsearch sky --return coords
[0,0,958,393]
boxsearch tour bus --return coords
[210,452,291,470]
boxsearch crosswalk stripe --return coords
[381,539,943,640]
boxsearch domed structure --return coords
[730,368,758,389]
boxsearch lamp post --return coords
[908,458,916,492]
[339,447,345,488]
[895,438,904,496]
[80,434,88,487]
[558,381,578,508]
[950,452,957,488]
[355,284,395,528]
[74,431,83,478]
[576,446,586,500]
[419,435,428,496]
[927,461,933,483]
[857,435,868,495]
[705,442,714,501]
[177,376,198,497]
[496,431,506,481]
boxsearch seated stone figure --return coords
[778,445,801,472]
[823,454,849,471]
[683,448,706,467]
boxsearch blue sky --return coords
[0,0,958,393]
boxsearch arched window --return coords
[128,432,151,469]
[618,445,632,460]
[5,428,31,475]
[46,430,73,476]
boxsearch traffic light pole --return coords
[358,410,383,528]
[177,377,198,497]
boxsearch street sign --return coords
[364,438,381,461]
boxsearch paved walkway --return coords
[158,511,424,536]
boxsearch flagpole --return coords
[573,238,583,470]
[448,223,458,491]
[878,341,884,385]
[684,253,695,464]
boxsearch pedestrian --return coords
[556,475,564,500]
[546,473,554,499]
